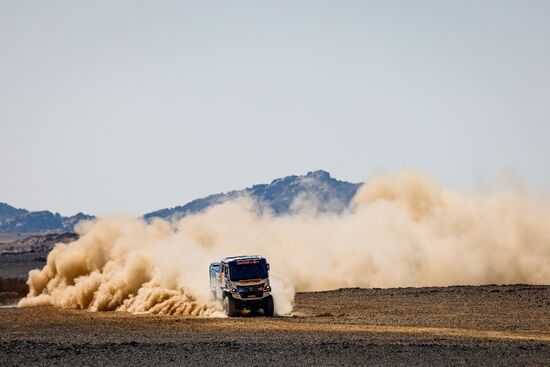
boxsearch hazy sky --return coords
[1,1,549,215]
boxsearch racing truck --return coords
[209,255,274,317]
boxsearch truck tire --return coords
[263,295,274,317]
[224,295,239,317]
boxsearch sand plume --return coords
[19,171,550,315]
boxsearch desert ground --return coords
[1,235,549,366]
[0,286,548,366]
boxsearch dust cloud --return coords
[19,171,550,315]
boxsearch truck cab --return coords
[209,255,274,316]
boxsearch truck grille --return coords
[238,285,263,298]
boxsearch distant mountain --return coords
[0,170,362,232]
[0,203,94,233]
[144,170,362,221]
[0,203,27,220]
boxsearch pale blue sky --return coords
[1,1,549,215]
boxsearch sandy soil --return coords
[1,285,549,366]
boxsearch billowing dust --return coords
[19,171,550,316]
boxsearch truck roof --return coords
[221,255,265,264]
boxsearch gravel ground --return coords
[1,285,549,366]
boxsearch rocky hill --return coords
[1,170,361,232]
[144,170,361,221]
[0,203,93,234]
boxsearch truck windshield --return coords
[229,261,268,281]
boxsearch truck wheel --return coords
[263,295,274,317]
[224,295,239,317]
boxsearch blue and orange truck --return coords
[209,255,274,316]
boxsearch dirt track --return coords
[1,285,549,366]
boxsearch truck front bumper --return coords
[231,290,271,301]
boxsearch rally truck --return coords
[209,255,274,317]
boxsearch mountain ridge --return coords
[1,170,362,232]
[0,203,94,234]
[143,170,362,221]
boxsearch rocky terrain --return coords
[0,232,78,255]
[1,285,548,366]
